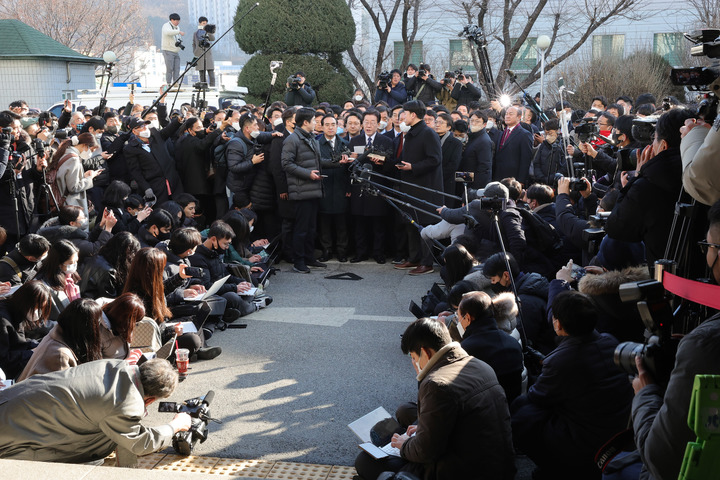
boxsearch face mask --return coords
[214,242,227,253]
[94,133,103,142]
[105,125,118,135]
[337,127,344,135]
[250,130,260,139]
[232,122,240,131]
[157,231,171,242]
[546,134,557,144]
[38,252,48,263]
[79,149,92,160]
[354,95,363,102]
[138,129,151,138]
[216,121,223,128]
[399,122,411,133]
[611,132,624,144]
[456,316,465,337]
[150,120,160,130]
[407,73,415,78]
[249,225,254,232]
[470,124,483,133]
[65,263,78,274]
[273,118,283,127]
[459,135,468,144]
[486,120,495,130]
[378,121,388,131]
[32,308,42,322]
[491,282,508,294]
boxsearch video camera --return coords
[574,118,598,143]
[614,279,679,386]
[479,196,507,212]
[158,391,221,455]
[377,71,391,90]
[287,75,303,90]
[631,116,659,144]
[671,29,720,124]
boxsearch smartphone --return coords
[570,264,587,281]
[157,402,179,413]
[455,171,475,183]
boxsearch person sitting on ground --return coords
[510,290,634,480]
[34,239,81,321]
[137,208,175,248]
[17,298,103,381]
[0,358,191,465]
[0,281,52,380]
[457,291,524,404]
[79,232,141,299]
[123,247,220,361]
[99,293,146,360]
[37,204,116,260]
[0,233,50,286]
[354,318,516,480]
[103,181,152,234]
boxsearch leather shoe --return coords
[374,255,386,264]
[318,251,331,262]
[350,255,368,263]
[196,346,222,360]
[293,263,310,273]
[394,261,419,270]
[307,259,327,268]
[338,256,348,263]
[409,265,434,275]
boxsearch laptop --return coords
[184,275,230,302]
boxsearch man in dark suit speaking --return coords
[493,106,534,186]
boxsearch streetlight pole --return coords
[537,35,551,112]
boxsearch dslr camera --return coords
[377,71,391,90]
[287,75,302,90]
[175,39,185,50]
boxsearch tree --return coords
[449,0,647,96]
[344,0,426,97]
[688,0,720,29]
[0,0,151,82]
[235,0,356,105]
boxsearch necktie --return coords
[500,127,511,147]
[397,134,404,157]
[366,136,373,150]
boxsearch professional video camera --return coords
[631,116,659,144]
[459,24,484,43]
[175,39,186,50]
[554,173,589,193]
[53,128,73,140]
[574,118,598,143]
[287,75,302,90]
[377,71,391,90]
[614,279,679,386]
[671,29,720,124]
[158,391,221,455]
[580,211,610,256]
[199,34,211,49]
[479,196,507,212]
[204,24,216,34]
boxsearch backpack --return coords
[516,207,563,254]
[213,136,245,169]
[44,152,75,212]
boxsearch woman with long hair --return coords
[123,247,219,361]
[18,298,102,381]
[100,293,146,359]
[79,232,141,298]
[0,281,53,380]
[49,133,103,219]
[35,239,81,320]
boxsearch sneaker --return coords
[202,327,213,340]
[293,263,310,273]
[222,308,242,323]
[392,257,407,265]
[261,277,271,289]
[196,346,222,360]
[307,259,327,268]
[253,295,273,309]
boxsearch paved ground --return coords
[143,259,535,478]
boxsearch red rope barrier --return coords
[662,272,720,310]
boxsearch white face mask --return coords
[65,262,78,274]
[249,225,254,232]
[456,315,465,337]
[378,121,388,131]
[150,120,160,130]
[250,130,260,139]
[273,117,283,127]
[232,122,240,131]
[33,308,42,322]
[470,124,483,133]
[399,122,411,133]
[79,148,92,160]
[216,121,223,128]
[486,120,495,130]
[354,95,363,102]
[94,133,102,142]
[138,129,151,138]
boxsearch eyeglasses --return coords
[698,240,720,255]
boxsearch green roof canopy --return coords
[0,19,103,64]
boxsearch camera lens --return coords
[614,341,645,375]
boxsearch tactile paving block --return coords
[102,451,166,469]
[154,454,221,473]
[211,458,276,477]
[326,465,357,480]
[266,461,332,480]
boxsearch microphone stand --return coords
[144,2,260,118]
[357,166,462,202]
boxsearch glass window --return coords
[510,37,537,71]
[592,34,625,60]
[394,41,423,69]
[654,32,684,66]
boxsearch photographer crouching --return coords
[629,199,720,480]
[284,71,317,107]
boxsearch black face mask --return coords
[105,126,119,135]
[194,130,206,139]
[611,132,623,144]
[156,231,171,242]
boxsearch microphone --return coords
[202,390,215,407]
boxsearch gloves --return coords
[0,133,12,151]
[144,188,154,198]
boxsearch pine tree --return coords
[235,0,355,105]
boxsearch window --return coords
[449,39,475,73]
[394,41,423,69]
[510,37,537,71]
[654,32,684,66]
[592,34,625,60]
